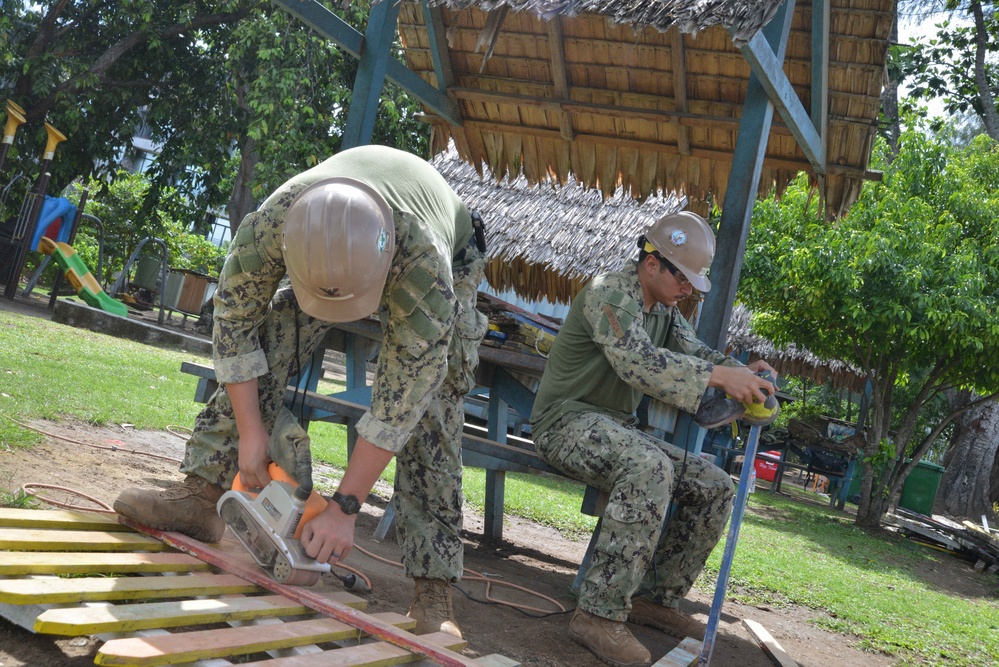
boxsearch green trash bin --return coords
[898,460,946,515]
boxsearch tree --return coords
[937,391,999,521]
[740,127,999,528]
[901,1,999,140]
[1,1,430,235]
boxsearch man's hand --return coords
[236,427,272,490]
[746,359,779,381]
[708,365,777,405]
[301,503,357,564]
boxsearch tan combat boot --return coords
[113,476,225,543]
[627,597,704,639]
[569,608,651,667]
[406,578,462,638]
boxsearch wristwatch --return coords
[332,491,361,515]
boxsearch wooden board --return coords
[654,637,702,667]
[96,612,418,666]
[0,527,167,551]
[36,593,357,635]
[233,631,467,667]
[0,551,209,575]
[0,572,260,604]
[0,510,520,666]
[742,618,799,667]
[0,508,131,531]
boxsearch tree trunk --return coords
[971,1,999,141]
[936,395,999,522]
[881,10,901,155]
[227,135,258,236]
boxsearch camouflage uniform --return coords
[183,147,487,582]
[531,262,740,621]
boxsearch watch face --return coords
[335,492,361,515]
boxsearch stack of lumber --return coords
[477,293,560,358]
[888,507,999,573]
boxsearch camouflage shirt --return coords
[212,146,475,453]
[531,261,741,436]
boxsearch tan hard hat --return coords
[644,211,716,292]
[283,177,395,322]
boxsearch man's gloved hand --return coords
[695,371,779,429]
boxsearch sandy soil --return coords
[0,417,956,667]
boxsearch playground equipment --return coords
[36,236,127,317]
[2,110,68,300]
[0,100,26,176]
[110,237,169,324]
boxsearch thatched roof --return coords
[726,304,867,393]
[432,144,684,303]
[398,0,892,218]
[427,0,787,46]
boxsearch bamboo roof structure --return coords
[398,0,893,218]
[431,145,685,303]
[726,304,867,392]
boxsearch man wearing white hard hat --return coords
[116,145,488,638]
[530,211,777,667]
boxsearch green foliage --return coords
[897,8,999,132]
[0,488,38,509]
[741,125,999,524]
[1,0,430,238]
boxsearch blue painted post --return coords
[341,0,403,149]
[698,423,763,666]
[697,0,796,351]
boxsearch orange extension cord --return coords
[8,416,567,616]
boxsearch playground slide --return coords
[37,237,129,317]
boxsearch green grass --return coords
[1,308,997,666]
[700,490,999,666]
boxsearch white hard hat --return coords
[283,177,395,322]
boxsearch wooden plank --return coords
[0,573,260,604]
[232,631,467,667]
[0,527,168,552]
[653,636,700,666]
[95,612,418,666]
[36,593,366,635]
[742,618,799,667]
[120,518,489,667]
[0,551,209,575]
[0,508,131,531]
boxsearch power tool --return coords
[217,462,330,586]
[694,370,780,429]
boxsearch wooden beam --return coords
[341,0,402,149]
[546,17,575,140]
[742,619,800,667]
[274,0,461,127]
[699,0,795,351]
[669,27,690,156]
[421,0,454,91]
[738,28,827,174]
[118,518,490,667]
[811,0,830,144]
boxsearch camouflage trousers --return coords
[534,411,734,622]
[183,250,486,583]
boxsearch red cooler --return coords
[754,450,782,483]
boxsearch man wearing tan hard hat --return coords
[116,145,488,638]
[531,210,777,667]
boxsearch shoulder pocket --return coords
[221,215,264,279]
[388,259,456,358]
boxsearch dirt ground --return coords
[0,418,932,667]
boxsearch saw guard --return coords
[218,491,330,585]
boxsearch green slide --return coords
[37,237,129,317]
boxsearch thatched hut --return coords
[431,145,685,304]
[399,0,892,218]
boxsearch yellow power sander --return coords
[694,370,780,429]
